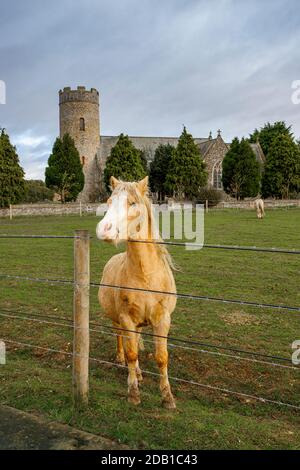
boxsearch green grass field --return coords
[0,208,300,449]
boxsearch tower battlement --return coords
[59,86,101,202]
[59,86,99,105]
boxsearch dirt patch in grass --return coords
[220,310,260,326]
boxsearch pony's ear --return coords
[137,176,149,195]
[110,176,120,190]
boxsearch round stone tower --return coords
[59,86,100,202]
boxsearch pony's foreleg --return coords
[153,314,176,409]
[120,316,141,405]
[114,322,125,365]
[135,327,143,382]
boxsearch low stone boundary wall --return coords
[0,203,100,218]
[215,199,300,209]
[0,199,299,218]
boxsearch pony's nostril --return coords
[104,222,112,232]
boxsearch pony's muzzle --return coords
[96,220,115,240]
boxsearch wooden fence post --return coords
[79,201,82,217]
[9,204,12,220]
[73,229,90,408]
[205,200,208,214]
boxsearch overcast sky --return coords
[0,0,300,179]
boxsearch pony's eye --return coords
[130,202,136,207]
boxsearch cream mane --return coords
[112,180,176,271]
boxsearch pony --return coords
[96,176,177,409]
[254,198,265,219]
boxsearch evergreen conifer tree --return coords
[104,134,147,191]
[165,127,207,200]
[45,133,84,203]
[222,137,260,199]
[262,134,300,198]
[149,143,174,200]
[0,128,25,208]
[249,121,293,157]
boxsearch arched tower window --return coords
[213,161,223,190]
[81,156,86,166]
[79,117,85,131]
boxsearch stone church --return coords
[59,86,265,202]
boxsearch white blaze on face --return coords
[96,192,128,242]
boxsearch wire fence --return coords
[1,309,298,371]
[1,233,300,254]
[0,305,294,363]
[1,232,300,412]
[3,338,300,411]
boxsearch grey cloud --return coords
[0,0,300,179]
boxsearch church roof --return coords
[99,135,265,165]
[198,138,217,156]
[99,135,210,162]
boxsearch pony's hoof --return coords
[116,355,126,366]
[128,385,140,405]
[128,393,141,405]
[162,395,176,410]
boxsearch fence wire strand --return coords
[1,273,300,313]
[95,281,300,313]
[1,234,300,254]
[90,321,294,362]
[0,235,89,239]
[128,239,300,255]
[3,338,300,412]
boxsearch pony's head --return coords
[96,176,152,244]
